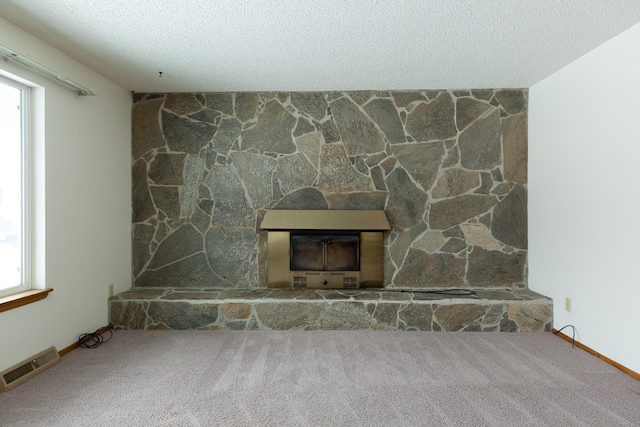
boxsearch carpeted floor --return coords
[1,330,638,426]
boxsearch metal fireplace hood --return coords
[260,210,391,231]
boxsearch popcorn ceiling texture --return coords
[1,1,640,91]
[131,89,528,290]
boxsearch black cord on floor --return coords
[78,326,116,349]
[553,324,576,348]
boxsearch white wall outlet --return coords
[108,284,114,298]
[565,297,572,312]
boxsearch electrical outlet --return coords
[565,297,572,312]
[108,284,114,298]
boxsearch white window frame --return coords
[0,74,31,298]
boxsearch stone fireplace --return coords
[260,210,390,288]
[112,89,552,332]
[130,89,529,291]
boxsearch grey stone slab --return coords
[165,93,204,116]
[507,303,552,332]
[136,252,219,288]
[254,302,325,330]
[433,304,488,331]
[206,166,255,227]
[389,221,428,267]
[317,302,371,329]
[439,238,467,254]
[474,172,493,195]
[481,304,506,326]
[132,159,156,223]
[429,195,498,230]
[191,206,211,234]
[385,167,428,231]
[394,249,466,287]
[399,303,433,330]
[319,119,340,143]
[391,141,445,192]
[371,166,386,191]
[220,303,253,319]
[189,108,221,125]
[241,100,296,154]
[115,288,168,300]
[295,131,323,169]
[318,143,372,192]
[502,113,528,185]
[431,168,480,199]
[216,289,274,300]
[290,92,329,121]
[391,91,427,108]
[274,152,316,196]
[148,224,203,269]
[161,291,223,300]
[162,110,217,154]
[456,97,491,132]
[234,93,260,122]
[442,225,464,239]
[330,96,385,155]
[230,151,277,209]
[212,117,242,156]
[473,289,522,300]
[205,93,234,115]
[372,303,399,329]
[495,90,528,114]
[471,90,494,101]
[293,116,316,137]
[363,98,406,144]
[205,227,258,286]
[405,92,457,142]
[132,97,165,160]
[325,191,387,210]
[466,247,527,286]
[109,301,148,329]
[180,154,206,219]
[133,224,155,277]
[499,318,518,332]
[491,184,527,249]
[150,186,181,219]
[459,109,502,170]
[272,187,328,210]
[148,153,186,185]
[147,301,218,330]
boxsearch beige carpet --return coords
[1,330,638,426]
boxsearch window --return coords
[0,76,29,297]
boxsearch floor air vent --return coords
[0,346,59,392]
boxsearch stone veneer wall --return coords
[132,90,527,289]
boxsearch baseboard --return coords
[552,329,639,381]
[58,326,113,357]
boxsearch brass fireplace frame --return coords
[260,210,390,289]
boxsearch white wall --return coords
[0,17,131,370]
[529,22,640,374]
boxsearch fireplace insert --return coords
[290,231,360,272]
[260,210,390,289]
[289,231,360,289]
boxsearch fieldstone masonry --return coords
[110,288,552,332]
[131,90,528,289]
[118,89,549,331]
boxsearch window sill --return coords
[0,289,53,313]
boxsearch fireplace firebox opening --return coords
[260,210,391,289]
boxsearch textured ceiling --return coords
[1,0,639,93]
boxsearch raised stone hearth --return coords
[122,89,551,332]
[109,288,552,332]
